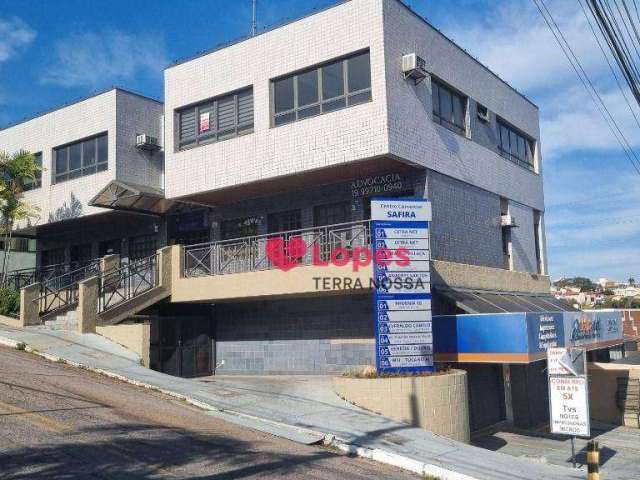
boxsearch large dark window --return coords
[272,50,372,126]
[177,88,253,150]
[497,120,535,171]
[314,202,350,227]
[23,152,42,191]
[432,79,466,135]
[268,210,302,233]
[220,216,260,240]
[53,133,108,184]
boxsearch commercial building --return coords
[0,0,626,433]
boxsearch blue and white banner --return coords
[372,198,433,374]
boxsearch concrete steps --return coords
[42,308,79,331]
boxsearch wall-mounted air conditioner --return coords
[136,134,160,151]
[501,214,518,228]
[402,53,427,85]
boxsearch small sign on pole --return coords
[547,347,590,469]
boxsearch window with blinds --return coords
[176,87,254,150]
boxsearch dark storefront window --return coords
[129,234,158,260]
[99,239,121,257]
[314,202,350,227]
[170,210,210,246]
[268,210,302,233]
[221,217,260,240]
[41,248,65,267]
[70,243,93,268]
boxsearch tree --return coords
[0,150,41,287]
[629,277,636,286]
[554,277,597,292]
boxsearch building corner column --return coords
[78,276,99,334]
[19,283,40,327]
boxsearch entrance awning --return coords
[89,180,178,215]
[437,288,578,314]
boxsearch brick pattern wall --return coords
[509,200,539,274]
[427,170,504,269]
[382,0,546,212]
[214,294,374,374]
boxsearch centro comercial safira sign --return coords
[371,198,433,374]
[264,197,433,374]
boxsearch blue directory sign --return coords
[371,198,433,374]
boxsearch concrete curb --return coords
[0,335,478,480]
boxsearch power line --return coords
[577,0,640,131]
[532,0,640,176]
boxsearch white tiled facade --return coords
[0,0,547,276]
[0,89,163,230]
[164,0,547,274]
[163,0,389,199]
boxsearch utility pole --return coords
[251,0,257,36]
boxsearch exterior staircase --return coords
[41,308,79,331]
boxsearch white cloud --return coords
[442,0,640,159]
[540,85,640,157]
[0,16,36,63]
[445,1,605,92]
[42,30,168,88]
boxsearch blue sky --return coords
[1,0,639,281]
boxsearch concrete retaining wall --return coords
[588,362,640,428]
[333,370,470,442]
[96,323,150,367]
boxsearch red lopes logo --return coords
[265,236,410,272]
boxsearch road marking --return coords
[0,400,72,433]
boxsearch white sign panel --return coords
[379,344,433,356]
[375,238,430,250]
[378,321,432,333]
[371,199,432,222]
[375,227,430,239]
[379,355,434,368]
[547,347,587,376]
[549,376,590,437]
[378,298,431,311]
[378,309,432,322]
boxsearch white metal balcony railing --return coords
[183,220,371,278]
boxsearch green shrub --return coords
[0,288,20,316]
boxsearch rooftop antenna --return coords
[251,0,257,36]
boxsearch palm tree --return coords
[629,277,636,286]
[0,150,41,287]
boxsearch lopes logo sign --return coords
[265,236,410,272]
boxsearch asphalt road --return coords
[0,347,416,479]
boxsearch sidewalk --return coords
[0,323,582,480]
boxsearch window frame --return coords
[175,87,254,151]
[23,152,42,191]
[52,132,108,184]
[431,78,467,136]
[496,119,536,172]
[271,49,372,127]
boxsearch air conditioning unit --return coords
[136,134,160,151]
[501,214,518,228]
[477,104,489,122]
[402,53,427,85]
